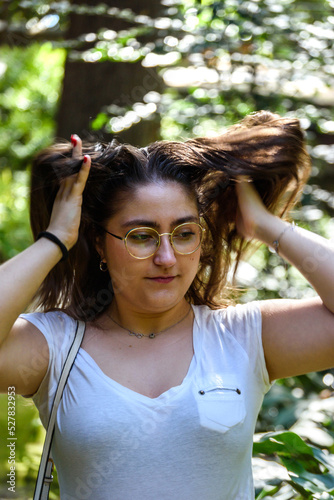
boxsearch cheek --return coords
[108,264,138,295]
[105,241,131,267]
[188,257,198,268]
[185,254,201,277]
[105,247,133,286]
[189,249,201,265]
[108,255,148,292]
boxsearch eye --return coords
[173,229,196,240]
[128,231,156,243]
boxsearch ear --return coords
[95,235,105,261]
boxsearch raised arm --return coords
[236,179,334,381]
[0,138,90,395]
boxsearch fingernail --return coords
[83,155,88,163]
[71,135,77,147]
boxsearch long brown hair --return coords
[29,111,311,320]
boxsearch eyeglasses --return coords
[101,222,204,259]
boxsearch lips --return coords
[147,276,176,283]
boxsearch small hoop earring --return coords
[99,260,108,272]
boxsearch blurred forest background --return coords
[0,0,334,498]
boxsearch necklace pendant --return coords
[109,305,191,341]
[129,331,143,339]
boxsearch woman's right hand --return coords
[0,136,91,395]
[46,135,91,250]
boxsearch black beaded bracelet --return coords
[37,231,69,262]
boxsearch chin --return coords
[140,293,182,311]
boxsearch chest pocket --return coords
[196,374,246,433]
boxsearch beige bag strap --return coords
[33,320,86,500]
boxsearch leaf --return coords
[254,431,315,458]
[91,112,109,130]
[254,431,334,495]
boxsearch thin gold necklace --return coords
[107,306,192,339]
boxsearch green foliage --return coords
[254,431,334,498]
[6,0,334,149]
[0,43,65,172]
[57,0,334,148]
[0,168,32,262]
[0,395,47,496]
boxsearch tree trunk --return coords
[56,0,164,146]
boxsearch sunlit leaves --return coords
[0,43,65,171]
[5,1,334,143]
[0,169,31,262]
[254,431,334,496]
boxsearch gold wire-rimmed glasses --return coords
[100,222,204,259]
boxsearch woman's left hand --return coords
[235,177,273,241]
[234,178,334,382]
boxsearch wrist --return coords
[254,214,289,247]
[45,225,76,251]
[272,222,296,254]
[37,231,69,262]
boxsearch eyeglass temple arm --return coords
[101,227,124,241]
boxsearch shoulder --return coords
[192,301,261,332]
[192,302,270,390]
[19,310,78,352]
[19,311,80,420]
[192,301,263,358]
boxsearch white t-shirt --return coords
[21,302,271,500]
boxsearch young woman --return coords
[0,111,333,499]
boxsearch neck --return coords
[107,299,192,336]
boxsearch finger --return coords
[56,178,67,198]
[61,175,77,198]
[55,175,77,200]
[236,178,259,201]
[71,134,83,158]
[55,156,90,201]
[72,155,91,196]
[236,175,251,183]
[56,157,90,200]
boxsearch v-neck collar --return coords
[79,304,202,405]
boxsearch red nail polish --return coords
[71,135,77,147]
[83,155,88,163]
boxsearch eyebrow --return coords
[120,215,200,229]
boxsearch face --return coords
[97,181,201,315]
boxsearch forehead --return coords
[113,182,199,228]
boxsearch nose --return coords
[153,234,177,267]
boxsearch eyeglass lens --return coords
[126,223,202,258]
